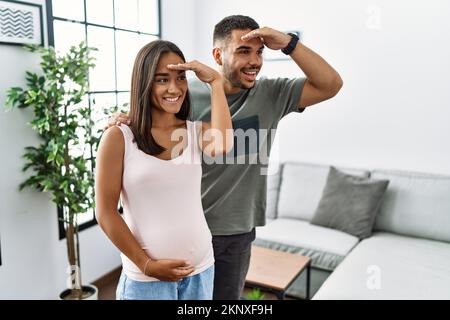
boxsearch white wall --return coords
[0,0,121,299]
[186,0,450,175]
[160,0,197,60]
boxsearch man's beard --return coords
[223,65,254,89]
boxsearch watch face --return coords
[282,34,299,55]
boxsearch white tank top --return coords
[117,121,214,281]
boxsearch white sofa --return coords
[254,162,450,299]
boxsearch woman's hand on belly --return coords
[146,259,195,282]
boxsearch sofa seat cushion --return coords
[254,218,360,271]
[313,232,450,299]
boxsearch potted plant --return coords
[5,42,100,299]
[245,288,266,300]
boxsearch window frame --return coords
[45,0,161,239]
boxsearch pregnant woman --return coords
[95,40,233,300]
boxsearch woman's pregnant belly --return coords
[121,207,214,281]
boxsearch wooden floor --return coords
[92,267,122,300]
[92,267,298,300]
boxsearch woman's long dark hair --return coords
[129,40,191,155]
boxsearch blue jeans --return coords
[116,265,214,300]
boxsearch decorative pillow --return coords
[310,166,389,239]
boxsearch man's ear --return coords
[212,47,223,66]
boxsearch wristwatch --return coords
[281,33,299,55]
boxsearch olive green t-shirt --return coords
[189,77,306,235]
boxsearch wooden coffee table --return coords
[245,245,311,300]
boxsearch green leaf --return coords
[244,288,265,300]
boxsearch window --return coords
[46,0,161,239]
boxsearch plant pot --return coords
[59,285,98,300]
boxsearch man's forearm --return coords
[241,27,343,100]
[290,42,343,94]
[210,80,234,154]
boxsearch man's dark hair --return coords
[213,15,260,45]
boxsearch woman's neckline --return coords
[149,120,190,162]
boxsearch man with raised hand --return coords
[107,15,343,300]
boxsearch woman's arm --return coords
[200,78,234,157]
[168,61,234,157]
[95,127,194,281]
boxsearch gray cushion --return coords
[310,167,389,239]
